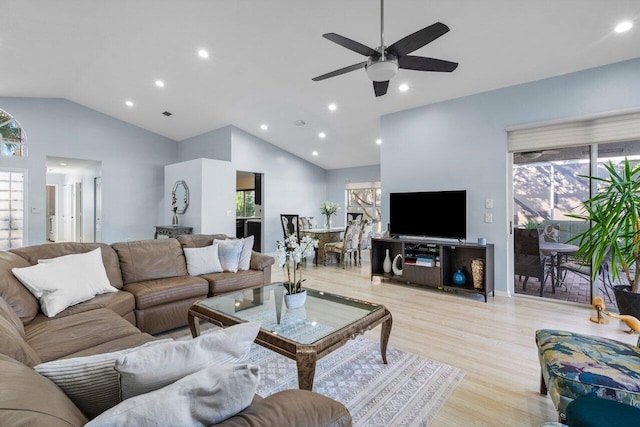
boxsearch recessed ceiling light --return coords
[197,49,209,58]
[260,124,268,130]
[318,132,326,139]
[399,83,409,92]
[376,139,382,145]
[615,21,633,33]
[59,162,67,166]
[312,151,318,156]
[125,100,134,107]
[328,103,337,111]
[155,80,165,88]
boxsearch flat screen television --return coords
[389,190,466,240]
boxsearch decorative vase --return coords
[284,289,307,309]
[172,211,179,225]
[392,254,403,276]
[325,215,331,229]
[382,249,392,273]
[471,259,484,289]
[452,269,466,285]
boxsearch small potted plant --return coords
[568,158,640,317]
[320,201,340,229]
[276,233,318,308]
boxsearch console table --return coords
[154,225,193,239]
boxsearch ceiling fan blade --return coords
[387,22,450,57]
[312,62,367,81]
[373,80,389,97]
[398,56,458,72]
[322,33,380,57]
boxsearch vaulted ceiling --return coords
[2,1,639,169]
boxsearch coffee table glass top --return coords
[195,283,383,344]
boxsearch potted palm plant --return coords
[568,158,640,317]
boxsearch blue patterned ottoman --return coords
[535,329,640,420]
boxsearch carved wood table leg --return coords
[296,348,318,391]
[188,313,200,338]
[380,312,393,364]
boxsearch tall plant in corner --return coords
[568,158,640,300]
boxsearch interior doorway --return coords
[236,171,263,251]
[46,156,101,243]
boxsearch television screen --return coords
[389,190,466,240]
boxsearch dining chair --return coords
[514,228,551,296]
[324,220,362,267]
[558,248,614,302]
[347,212,363,223]
[280,214,300,241]
[357,219,375,264]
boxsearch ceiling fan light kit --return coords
[312,0,458,97]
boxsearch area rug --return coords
[166,326,464,426]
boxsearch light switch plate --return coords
[485,199,493,209]
[484,213,493,223]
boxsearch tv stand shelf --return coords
[371,237,494,302]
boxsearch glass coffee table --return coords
[188,283,393,390]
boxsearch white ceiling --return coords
[2,1,639,170]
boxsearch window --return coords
[346,181,381,227]
[0,109,27,157]
[236,190,255,217]
[0,170,25,249]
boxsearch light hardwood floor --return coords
[289,252,636,427]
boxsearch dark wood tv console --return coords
[371,237,494,302]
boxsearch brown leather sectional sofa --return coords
[0,235,352,426]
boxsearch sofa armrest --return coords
[250,252,275,271]
[216,389,352,427]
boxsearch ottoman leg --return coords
[540,373,548,395]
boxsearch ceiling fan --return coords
[312,0,458,97]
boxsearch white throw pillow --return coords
[214,238,244,273]
[115,321,261,400]
[238,236,254,271]
[12,248,118,317]
[86,364,260,427]
[34,339,172,419]
[184,244,223,276]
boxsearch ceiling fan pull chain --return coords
[380,0,385,59]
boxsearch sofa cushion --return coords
[34,339,170,420]
[12,248,119,317]
[116,321,261,400]
[123,276,208,309]
[0,297,41,367]
[0,251,39,324]
[86,364,260,427]
[112,239,188,284]
[25,308,144,362]
[215,238,244,272]
[184,243,223,276]
[43,290,136,320]
[536,329,640,413]
[238,236,254,271]
[10,242,123,289]
[0,353,88,427]
[177,233,230,249]
[216,389,353,427]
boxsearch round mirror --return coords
[172,181,189,214]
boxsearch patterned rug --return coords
[163,325,464,426]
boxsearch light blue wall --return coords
[326,165,381,228]
[178,126,232,162]
[0,98,177,244]
[381,57,640,295]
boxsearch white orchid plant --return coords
[276,234,318,294]
[320,201,340,217]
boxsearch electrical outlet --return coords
[484,213,493,223]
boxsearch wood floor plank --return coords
[288,253,637,426]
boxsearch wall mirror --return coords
[172,181,189,214]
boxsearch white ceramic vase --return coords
[284,289,307,309]
[382,249,392,273]
[392,254,403,276]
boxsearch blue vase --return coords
[452,269,466,285]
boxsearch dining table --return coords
[539,241,580,292]
[302,227,345,265]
